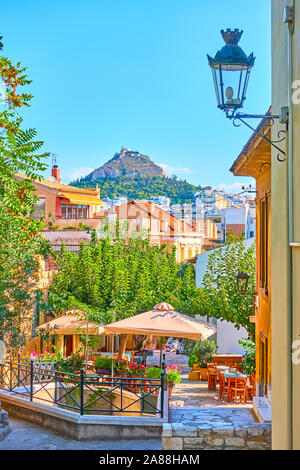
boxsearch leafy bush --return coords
[182,339,195,357]
[127,362,146,378]
[146,367,162,379]
[239,337,255,374]
[57,353,84,373]
[188,339,217,368]
[94,357,112,368]
[167,371,181,384]
[22,350,62,363]
[113,356,128,375]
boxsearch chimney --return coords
[51,165,60,183]
[51,155,60,183]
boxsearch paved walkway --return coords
[169,406,256,427]
[171,376,254,409]
[0,417,162,450]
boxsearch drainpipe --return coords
[284,1,295,450]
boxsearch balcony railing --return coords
[0,359,166,417]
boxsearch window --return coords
[259,196,269,293]
[32,197,46,218]
[61,204,88,219]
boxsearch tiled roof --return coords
[15,173,100,195]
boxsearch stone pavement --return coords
[0,417,162,450]
[154,351,253,409]
[169,406,256,427]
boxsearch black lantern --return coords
[236,272,250,295]
[207,29,255,118]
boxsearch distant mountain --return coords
[71,148,202,204]
[85,147,167,179]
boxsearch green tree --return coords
[0,36,49,356]
[200,234,256,337]
[71,174,202,205]
[44,237,199,326]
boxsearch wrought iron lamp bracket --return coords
[227,112,287,162]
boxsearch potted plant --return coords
[56,353,85,375]
[146,367,162,379]
[188,340,217,381]
[114,356,129,377]
[166,371,181,398]
[94,357,112,375]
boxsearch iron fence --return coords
[0,359,166,417]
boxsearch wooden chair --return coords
[207,366,218,390]
[245,372,256,401]
[229,377,247,403]
[219,372,228,400]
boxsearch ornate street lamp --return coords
[236,272,250,295]
[207,29,255,118]
[207,29,288,162]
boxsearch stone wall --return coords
[162,422,272,450]
[0,402,10,442]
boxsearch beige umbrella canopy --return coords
[37,309,105,335]
[104,303,216,340]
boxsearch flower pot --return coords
[192,363,200,371]
[168,382,176,399]
[95,367,111,375]
[199,368,208,381]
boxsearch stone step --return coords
[253,396,272,423]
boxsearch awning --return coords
[60,192,105,206]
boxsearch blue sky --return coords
[2,0,270,191]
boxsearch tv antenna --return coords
[52,153,58,167]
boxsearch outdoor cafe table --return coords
[223,372,247,402]
[215,365,229,382]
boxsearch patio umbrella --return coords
[37,310,105,335]
[37,310,105,372]
[104,302,216,340]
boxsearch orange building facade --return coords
[15,164,105,230]
[230,119,271,404]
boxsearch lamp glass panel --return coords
[218,67,246,108]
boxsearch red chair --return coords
[207,366,218,390]
[245,372,256,401]
[219,372,228,400]
[229,377,247,403]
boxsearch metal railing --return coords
[51,245,81,253]
[0,358,166,417]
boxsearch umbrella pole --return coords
[111,310,116,380]
[160,342,163,369]
[85,314,89,374]
[111,334,114,379]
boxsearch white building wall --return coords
[216,320,248,354]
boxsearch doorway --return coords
[259,333,268,397]
[64,335,73,357]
